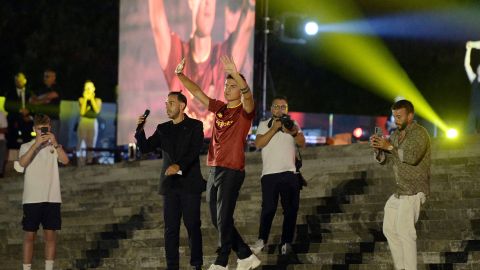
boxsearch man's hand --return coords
[468,41,480,49]
[282,124,299,136]
[175,58,185,75]
[220,56,238,75]
[271,119,282,132]
[370,134,392,150]
[165,164,180,176]
[137,115,147,127]
[45,132,58,146]
[34,133,50,148]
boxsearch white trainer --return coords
[236,254,261,270]
[249,239,265,255]
[207,264,228,270]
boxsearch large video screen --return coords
[118,0,255,145]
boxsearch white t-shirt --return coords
[0,111,7,141]
[16,140,62,204]
[257,118,302,176]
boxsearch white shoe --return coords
[208,264,228,270]
[280,243,293,255]
[236,254,261,270]
[249,239,265,255]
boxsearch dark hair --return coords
[226,73,246,82]
[391,99,414,114]
[271,95,288,105]
[168,91,188,108]
[44,68,56,74]
[33,114,51,126]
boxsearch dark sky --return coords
[257,0,480,124]
[0,0,119,101]
[1,0,479,125]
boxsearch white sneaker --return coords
[249,239,265,255]
[208,264,228,270]
[280,243,293,255]
[236,254,261,270]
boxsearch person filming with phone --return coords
[15,114,69,270]
[370,99,431,270]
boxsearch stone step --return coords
[6,250,471,270]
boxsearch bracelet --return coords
[240,86,250,94]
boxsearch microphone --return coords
[136,109,150,132]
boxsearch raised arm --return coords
[149,0,171,70]
[221,56,254,113]
[230,0,256,70]
[19,135,48,167]
[465,41,476,83]
[175,58,210,107]
[135,116,162,154]
[79,97,102,116]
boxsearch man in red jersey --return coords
[176,56,260,270]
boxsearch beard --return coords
[167,110,179,120]
[397,122,408,131]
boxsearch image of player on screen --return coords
[148,0,255,135]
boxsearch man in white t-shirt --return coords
[16,114,69,270]
[0,111,8,177]
[249,96,306,255]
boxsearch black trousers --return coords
[258,171,300,244]
[207,167,252,267]
[163,190,203,269]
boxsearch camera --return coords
[279,114,294,130]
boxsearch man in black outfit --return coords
[29,68,61,135]
[4,72,34,149]
[135,91,205,270]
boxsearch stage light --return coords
[353,127,363,139]
[275,0,450,133]
[305,21,319,36]
[446,128,458,139]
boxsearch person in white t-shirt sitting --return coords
[249,96,306,255]
[15,114,69,270]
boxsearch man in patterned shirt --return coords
[370,99,431,270]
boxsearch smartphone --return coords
[40,127,49,135]
[374,126,383,136]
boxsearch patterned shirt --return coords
[376,122,431,196]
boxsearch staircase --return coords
[1,135,479,270]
